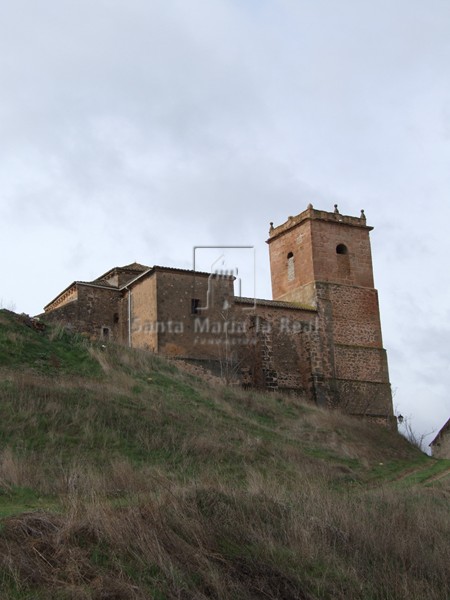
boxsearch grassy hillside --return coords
[0,309,449,599]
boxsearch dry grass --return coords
[0,471,449,600]
[1,312,449,598]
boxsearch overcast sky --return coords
[1,0,449,447]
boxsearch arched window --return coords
[287,252,295,281]
[336,243,350,278]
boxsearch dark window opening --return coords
[336,244,348,255]
[191,298,201,314]
[102,327,110,339]
[113,312,119,324]
[287,252,295,281]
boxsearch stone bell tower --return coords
[267,204,393,421]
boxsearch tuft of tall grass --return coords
[0,474,449,599]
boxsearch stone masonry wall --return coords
[153,270,235,360]
[129,274,158,351]
[268,207,374,302]
[432,432,450,459]
[126,268,320,398]
[268,219,314,300]
[335,380,393,417]
[43,285,123,341]
[324,284,383,347]
[234,303,318,398]
[334,346,389,382]
[310,219,374,288]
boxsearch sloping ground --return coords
[0,309,449,599]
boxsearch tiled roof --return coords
[235,297,316,311]
[119,262,150,272]
[47,264,308,311]
[93,262,151,284]
[78,280,119,289]
[152,265,213,277]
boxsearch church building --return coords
[43,205,393,423]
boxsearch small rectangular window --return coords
[191,298,201,314]
[287,252,295,281]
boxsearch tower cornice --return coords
[267,205,373,244]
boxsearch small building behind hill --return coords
[429,418,450,458]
